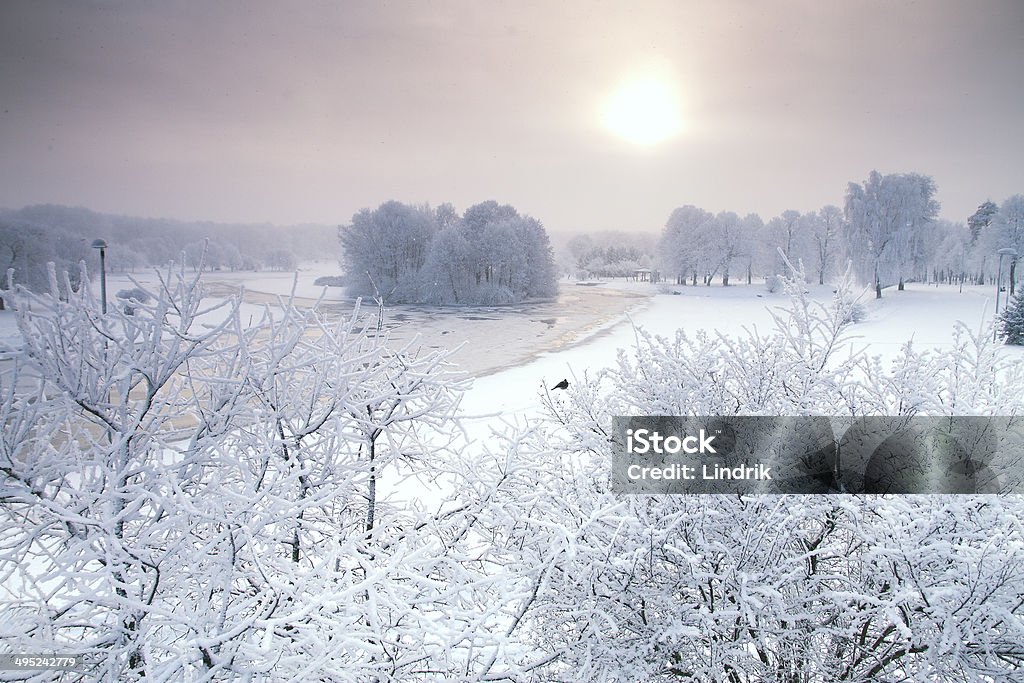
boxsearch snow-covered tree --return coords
[263,248,297,272]
[764,209,808,276]
[982,194,1024,295]
[0,221,91,305]
[563,231,657,280]
[457,201,556,300]
[738,213,765,285]
[704,211,744,285]
[434,201,460,230]
[1,262,248,677]
[660,205,714,285]
[339,200,438,300]
[105,244,146,274]
[420,211,556,304]
[999,290,1024,344]
[967,199,998,243]
[930,219,972,287]
[809,205,842,285]
[420,225,477,304]
[514,215,558,298]
[565,233,596,270]
[339,200,556,305]
[843,171,940,298]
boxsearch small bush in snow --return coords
[115,286,150,315]
[764,273,784,293]
[116,287,151,303]
[832,283,866,324]
[998,290,1024,344]
[313,275,345,287]
[471,282,517,305]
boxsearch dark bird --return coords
[551,379,569,391]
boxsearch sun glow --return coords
[601,76,684,146]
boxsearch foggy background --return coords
[2,0,1023,233]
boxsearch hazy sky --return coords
[1,0,1023,234]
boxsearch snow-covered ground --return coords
[458,281,1017,421]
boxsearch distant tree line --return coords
[656,170,1024,298]
[339,200,558,305]
[563,231,658,279]
[0,204,337,306]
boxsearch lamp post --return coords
[91,239,108,314]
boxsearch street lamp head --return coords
[91,239,108,250]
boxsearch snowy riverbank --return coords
[459,280,1017,421]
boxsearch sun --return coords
[601,76,684,146]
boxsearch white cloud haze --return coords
[1,0,1022,231]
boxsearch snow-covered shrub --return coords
[115,286,150,315]
[999,290,1024,344]
[764,273,784,292]
[500,270,1024,681]
[115,286,150,302]
[841,299,866,324]
[0,264,540,680]
[471,281,516,305]
[828,277,867,325]
[312,274,345,287]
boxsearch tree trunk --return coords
[366,437,376,533]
